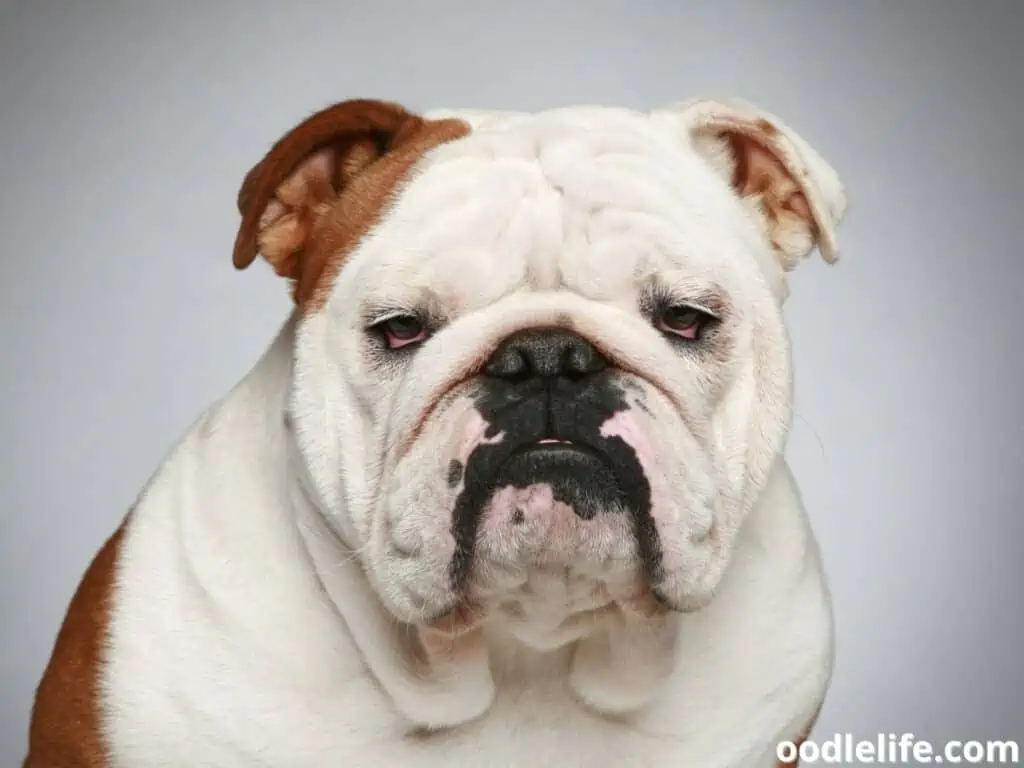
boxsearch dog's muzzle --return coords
[449,327,655,589]
[480,328,623,512]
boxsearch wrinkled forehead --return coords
[337,106,767,315]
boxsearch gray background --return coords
[1,1,1022,762]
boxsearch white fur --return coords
[103,100,844,766]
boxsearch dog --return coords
[25,95,846,767]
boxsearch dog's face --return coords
[233,99,845,651]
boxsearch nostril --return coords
[483,348,529,379]
[562,344,606,378]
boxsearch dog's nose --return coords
[484,328,607,381]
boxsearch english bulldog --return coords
[25,95,847,767]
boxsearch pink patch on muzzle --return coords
[599,408,658,476]
[455,408,505,467]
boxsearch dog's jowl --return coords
[26,97,847,768]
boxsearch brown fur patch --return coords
[24,520,128,767]
[298,117,470,311]
[232,99,470,310]
[727,131,814,242]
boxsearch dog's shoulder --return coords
[24,518,129,767]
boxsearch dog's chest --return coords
[405,698,661,768]
[300,645,776,767]
[339,672,780,768]
[359,656,699,768]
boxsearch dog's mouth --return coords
[446,364,663,595]
[448,430,631,586]
[489,435,627,518]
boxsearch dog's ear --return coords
[660,98,847,270]
[232,99,467,303]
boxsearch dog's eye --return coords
[657,305,715,341]
[376,315,429,350]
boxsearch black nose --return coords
[484,328,607,382]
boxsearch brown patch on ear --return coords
[674,98,846,267]
[232,99,470,308]
[233,99,408,267]
[297,117,470,311]
[25,519,129,767]
[726,131,815,258]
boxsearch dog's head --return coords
[233,97,845,716]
